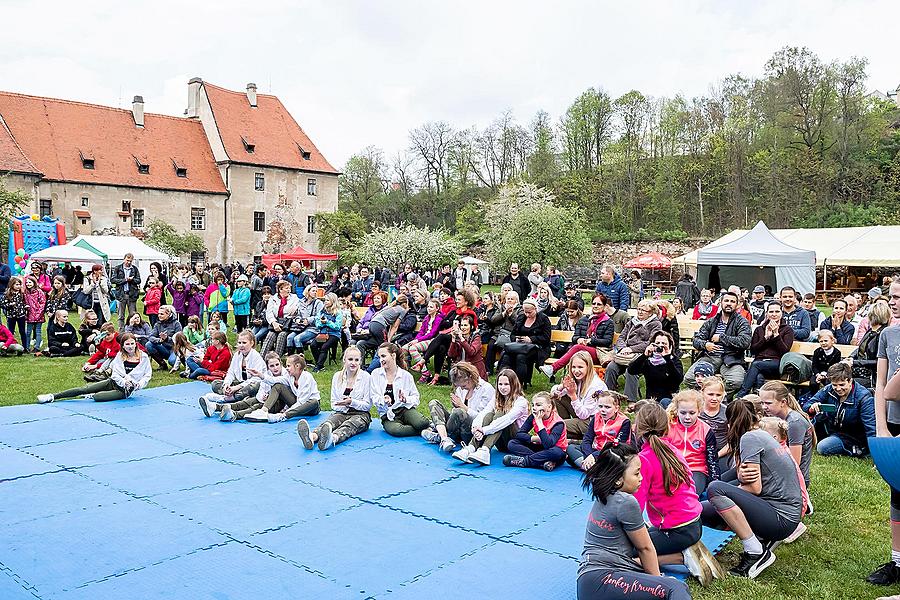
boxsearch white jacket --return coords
[370,368,420,420]
[330,370,372,413]
[255,369,284,402]
[550,375,608,420]
[110,351,152,394]
[474,395,529,435]
[222,349,267,389]
[277,370,320,405]
[265,293,301,327]
[455,379,495,419]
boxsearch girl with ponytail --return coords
[759,381,815,487]
[576,444,692,600]
[630,403,724,586]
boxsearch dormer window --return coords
[298,144,311,160]
[242,136,255,154]
[80,149,95,170]
[172,158,188,178]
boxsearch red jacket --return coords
[0,324,18,347]
[200,344,232,373]
[87,336,121,365]
[448,334,487,380]
[144,287,162,315]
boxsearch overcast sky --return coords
[2,0,898,169]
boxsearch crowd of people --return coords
[8,254,900,599]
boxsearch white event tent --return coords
[676,224,900,289]
[69,235,173,282]
[28,243,105,266]
[692,221,816,294]
[460,256,489,283]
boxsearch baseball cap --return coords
[694,362,716,377]
[236,274,249,283]
[752,285,765,294]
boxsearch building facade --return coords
[0,79,339,264]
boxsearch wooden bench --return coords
[548,316,559,326]
[677,317,704,356]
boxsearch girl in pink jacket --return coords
[23,275,47,352]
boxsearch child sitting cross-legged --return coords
[0,321,25,355]
[185,331,232,380]
[41,309,82,357]
[82,323,120,381]
[503,391,568,471]
[201,352,284,422]
[565,390,631,471]
[243,353,320,423]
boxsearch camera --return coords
[654,344,664,352]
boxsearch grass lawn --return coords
[0,302,890,599]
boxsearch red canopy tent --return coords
[261,246,338,268]
[624,252,672,270]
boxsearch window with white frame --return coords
[132,209,145,228]
[191,207,206,230]
[307,178,317,196]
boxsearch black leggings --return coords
[310,335,340,369]
[577,569,690,600]
[648,518,702,555]
[889,423,900,521]
[46,344,83,357]
[500,345,540,385]
[422,333,451,374]
[701,480,798,542]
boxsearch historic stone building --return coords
[0,79,338,263]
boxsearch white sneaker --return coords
[682,542,714,586]
[783,521,807,544]
[244,408,270,423]
[538,365,554,380]
[219,404,235,422]
[199,397,217,417]
[317,422,334,450]
[36,393,55,404]
[439,438,456,453]
[452,445,473,463]
[201,392,224,404]
[470,446,491,466]
[267,412,286,423]
[420,428,441,444]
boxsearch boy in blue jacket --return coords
[803,362,875,457]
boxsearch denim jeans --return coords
[287,328,317,349]
[145,340,176,366]
[185,356,210,379]
[253,325,269,342]
[25,322,42,351]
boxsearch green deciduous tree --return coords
[0,177,30,253]
[491,203,592,271]
[316,210,368,255]
[354,224,462,271]
[143,219,205,258]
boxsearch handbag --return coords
[315,333,329,343]
[612,352,637,367]
[72,289,93,309]
[504,342,537,354]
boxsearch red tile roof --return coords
[203,83,338,174]
[0,91,227,194]
[0,114,40,175]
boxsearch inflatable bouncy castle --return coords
[7,215,67,275]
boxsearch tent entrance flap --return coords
[698,265,776,294]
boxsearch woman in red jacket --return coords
[448,315,487,380]
[185,331,232,380]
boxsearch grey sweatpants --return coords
[428,399,474,443]
[315,409,372,445]
[264,382,321,419]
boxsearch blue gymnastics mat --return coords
[0,382,734,598]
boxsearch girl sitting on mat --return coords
[632,402,724,586]
[421,361,494,453]
[566,390,631,471]
[297,345,373,451]
[244,353,320,423]
[203,329,266,403]
[503,391,568,471]
[371,342,429,437]
[664,389,719,496]
[577,443,692,600]
[550,350,608,441]
[699,376,731,471]
[38,332,151,403]
[205,352,284,422]
[700,400,804,579]
[453,368,529,466]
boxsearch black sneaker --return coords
[867,561,900,586]
[502,455,526,468]
[542,461,558,472]
[729,549,775,579]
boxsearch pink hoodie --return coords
[633,438,702,529]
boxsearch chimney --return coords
[186,77,202,118]
[246,83,257,108]
[132,95,144,128]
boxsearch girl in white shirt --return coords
[550,350,608,440]
[245,353,320,423]
[453,368,529,466]
[297,346,373,450]
[370,342,429,437]
[422,361,494,453]
[38,333,151,403]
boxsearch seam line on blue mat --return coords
[0,561,43,599]
[19,431,119,450]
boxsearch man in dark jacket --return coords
[803,362,874,457]
[502,263,530,303]
[682,290,751,394]
[0,260,10,295]
[110,253,141,327]
[595,264,630,311]
[675,273,700,310]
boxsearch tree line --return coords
[321,46,900,259]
